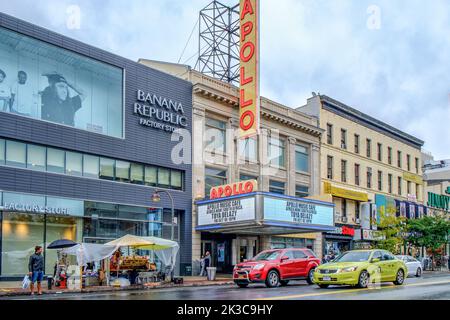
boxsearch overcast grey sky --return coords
[1,0,449,158]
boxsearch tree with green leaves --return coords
[407,215,450,269]
[376,203,407,254]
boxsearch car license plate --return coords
[323,276,331,281]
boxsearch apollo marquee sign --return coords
[133,90,188,133]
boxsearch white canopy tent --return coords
[61,243,118,267]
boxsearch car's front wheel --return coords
[306,268,315,285]
[416,268,422,277]
[265,270,280,288]
[394,269,405,285]
[357,271,370,288]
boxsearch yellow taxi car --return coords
[314,250,407,288]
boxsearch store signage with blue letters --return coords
[264,197,334,227]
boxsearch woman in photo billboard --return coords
[40,72,85,127]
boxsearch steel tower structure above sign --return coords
[195,1,240,85]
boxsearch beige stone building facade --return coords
[299,95,425,253]
[139,60,332,273]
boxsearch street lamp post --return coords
[152,190,175,241]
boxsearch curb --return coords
[0,281,235,298]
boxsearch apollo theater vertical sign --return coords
[239,0,260,139]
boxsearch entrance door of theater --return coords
[235,237,258,264]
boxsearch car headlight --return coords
[253,263,266,271]
[337,266,358,273]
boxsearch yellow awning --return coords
[324,182,368,202]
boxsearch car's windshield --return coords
[333,251,371,262]
[252,251,280,261]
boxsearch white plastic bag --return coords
[22,275,31,289]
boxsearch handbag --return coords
[22,275,31,289]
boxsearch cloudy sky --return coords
[1,0,449,158]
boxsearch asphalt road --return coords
[4,273,450,300]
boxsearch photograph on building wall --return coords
[0,27,123,138]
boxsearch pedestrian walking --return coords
[28,246,44,295]
[203,251,211,278]
[199,255,205,276]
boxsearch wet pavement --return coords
[3,273,450,300]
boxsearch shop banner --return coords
[239,0,260,139]
[264,197,334,227]
[198,197,255,226]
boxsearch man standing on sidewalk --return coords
[28,246,44,295]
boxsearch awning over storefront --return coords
[324,182,369,202]
[195,192,335,235]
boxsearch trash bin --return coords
[47,276,53,290]
[206,267,217,281]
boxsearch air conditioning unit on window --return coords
[355,218,361,224]
[368,168,373,174]
[341,216,348,223]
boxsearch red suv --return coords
[233,248,320,288]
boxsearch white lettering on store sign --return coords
[134,90,188,133]
[285,202,317,224]
[3,203,69,215]
[198,198,255,226]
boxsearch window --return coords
[83,155,99,179]
[240,173,258,182]
[415,157,419,174]
[145,166,157,186]
[27,144,46,171]
[100,158,115,181]
[341,160,347,183]
[295,185,309,198]
[5,140,26,168]
[366,139,371,158]
[367,168,372,189]
[0,26,123,138]
[268,137,286,168]
[205,167,227,198]
[327,156,333,179]
[327,123,333,145]
[398,177,402,195]
[354,134,360,154]
[239,137,258,162]
[171,170,183,190]
[115,161,130,182]
[341,129,347,149]
[342,199,347,218]
[130,164,144,185]
[388,147,392,165]
[0,139,4,164]
[388,174,393,194]
[65,152,83,176]
[158,168,171,187]
[355,202,360,220]
[269,180,285,195]
[47,148,65,174]
[294,251,307,259]
[397,151,402,168]
[205,118,226,154]
[355,164,360,186]
[378,171,383,191]
[407,155,411,171]
[416,184,420,200]
[407,181,411,195]
[295,145,309,172]
[377,143,382,162]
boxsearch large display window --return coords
[0,27,123,138]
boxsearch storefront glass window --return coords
[130,163,144,185]
[145,166,157,186]
[26,144,46,171]
[83,155,99,179]
[0,138,5,164]
[5,140,26,168]
[65,151,83,176]
[99,158,115,181]
[47,148,65,173]
[1,212,45,276]
[171,170,182,190]
[0,26,124,138]
[115,160,130,182]
[158,168,171,188]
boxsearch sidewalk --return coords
[0,275,235,298]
